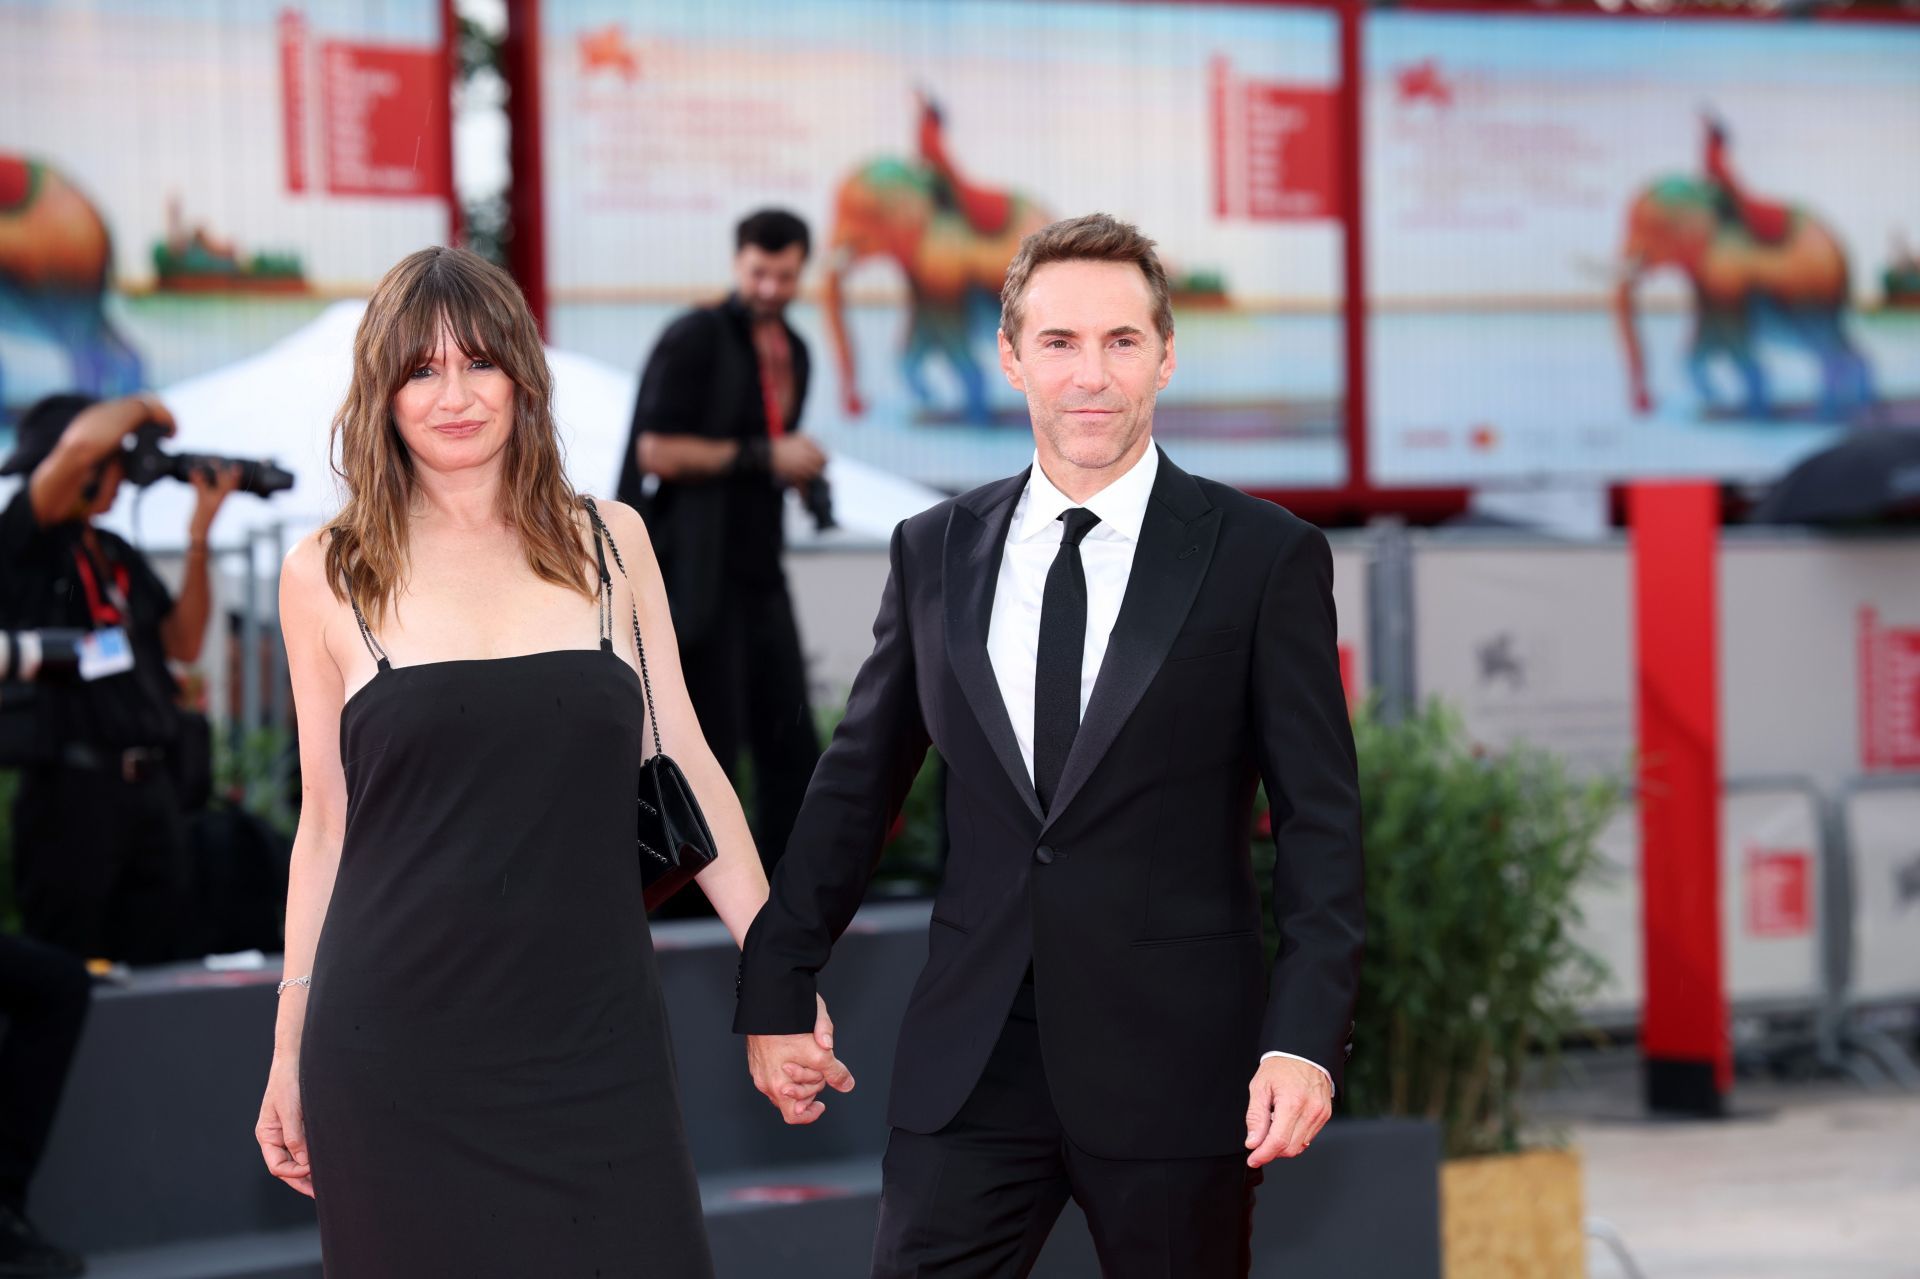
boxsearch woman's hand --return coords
[747,994,855,1124]
[256,1055,313,1198]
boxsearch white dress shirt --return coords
[983,443,1332,1090]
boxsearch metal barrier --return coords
[1823,773,1920,1087]
[1568,776,1832,1036]
[142,521,291,740]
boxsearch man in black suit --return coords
[735,213,1364,1276]
[618,209,826,875]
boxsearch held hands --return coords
[1244,1056,1333,1168]
[746,994,855,1125]
[255,1056,313,1198]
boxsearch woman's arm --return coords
[255,532,352,1197]
[597,500,770,948]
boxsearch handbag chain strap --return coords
[582,497,664,760]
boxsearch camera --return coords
[123,422,294,498]
[0,630,86,684]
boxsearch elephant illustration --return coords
[1615,175,1874,423]
[823,98,1053,425]
[0,155,144,411]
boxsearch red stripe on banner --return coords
[1211,54,1232,220]
[1860,606,1879,771]
[1630,482,1730,1106]
[279,8,308,194]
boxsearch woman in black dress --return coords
[252,247,850,1276]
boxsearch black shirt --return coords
[618,295,810,588]
[0,487,180,755]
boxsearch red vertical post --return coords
[1337,2,1367,493]
[440,0,463,247]
[501,0,547,336]
[1630,481,1730,1115]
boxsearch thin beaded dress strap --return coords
[349,596,392,672]
[581,497,663,759]
[587,502,615,653]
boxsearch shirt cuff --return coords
[1261,1050,1335,1096]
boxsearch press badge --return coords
[78,628,135,681]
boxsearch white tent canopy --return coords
[98,300,943,553]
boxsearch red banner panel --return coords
[1860,607,1920,771]
[321,41,451,199]
[1745,847,1811,939]
[1210,56,1339,223]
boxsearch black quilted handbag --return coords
[585,498,718,910]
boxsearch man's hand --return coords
[746,993,855,1124]
[188,460,243,543]
[67,392,173,462]
[1244,1056,1332,1168]
[770,435,826,486]
[30,393,174,526]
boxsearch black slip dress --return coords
[300,511,714,1277]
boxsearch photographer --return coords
[616,209,827,880]
[0,392,238,964]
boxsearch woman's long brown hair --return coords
[322,246,593,626]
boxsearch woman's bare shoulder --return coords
[281,529,333,595]
[582,496,654,554]
[282,528,359,615]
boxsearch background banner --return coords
[1365,15,1920,486]
[0,0,451,423]
[540,0,1349,493]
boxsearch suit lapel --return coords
[1041,452,1219,833]
[943,471,1045,823]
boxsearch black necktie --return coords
[1034,507,1101,812]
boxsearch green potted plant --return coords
[1257,699,1621,1278]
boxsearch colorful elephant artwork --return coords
[822,96,1054,426]
[1615,117,1875,425]
[0,156,145,415]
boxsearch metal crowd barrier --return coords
[1568,776,1833,1046]
[1821,773,1920,1087]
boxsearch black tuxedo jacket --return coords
[734,450,1364,1160]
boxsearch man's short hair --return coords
[999,213,1174,351]
[735,208,811,259]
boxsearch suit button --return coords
[1033,845,1056,865]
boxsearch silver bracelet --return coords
[277,975,311,994]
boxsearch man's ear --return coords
[998,328,1026,393]
[1156,331,1177,392]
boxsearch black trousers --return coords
[679,579,820,874]
[11,763,191,964]
[872,983,1261,1279]
[0,935,91,1210]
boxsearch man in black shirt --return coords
[0,392,237,963]
[0,934,89,1277]
[617,210,826,875]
